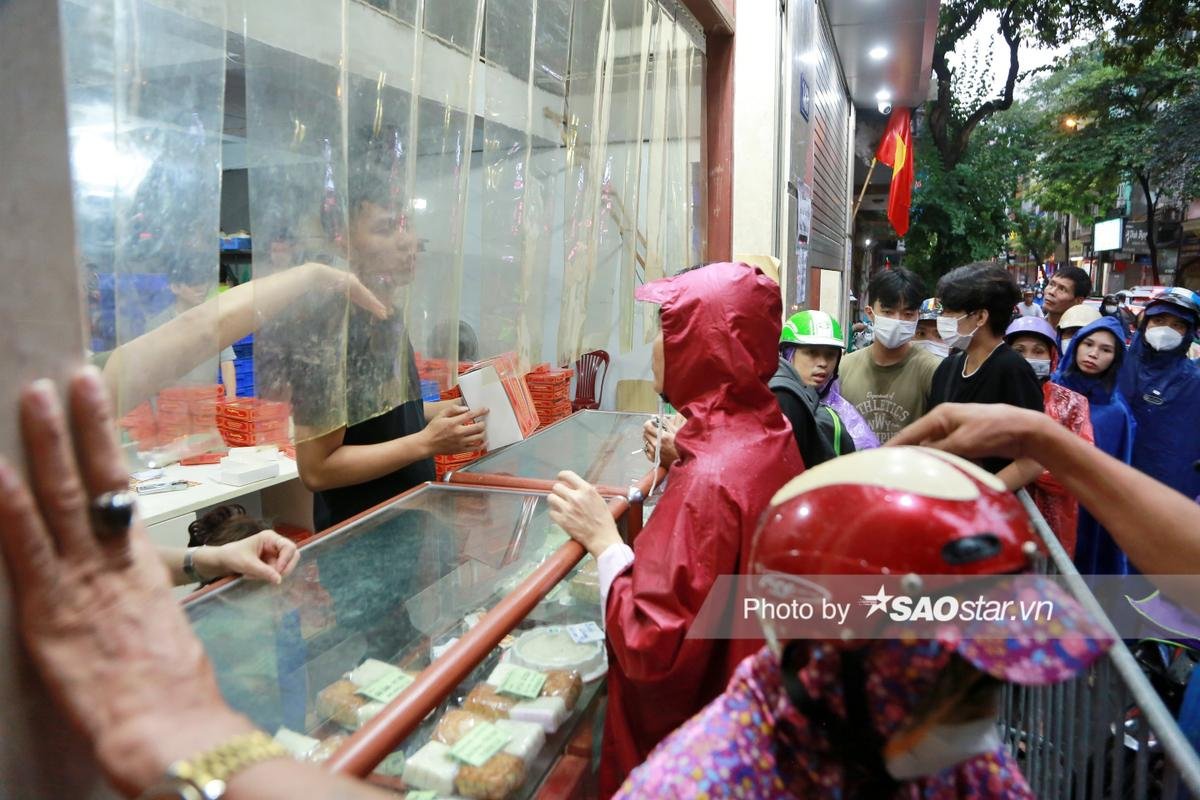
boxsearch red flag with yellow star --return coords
[875,108,913,237]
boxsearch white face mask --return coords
[871,315,917,349]
[1027,358,1052,378]
[1103,304,1118,315]
[1145,326,1185,352]
[885,716,1002,780]
[914,339,950,359]
[938,314,978,351]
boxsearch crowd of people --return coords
[2,259,1200,799]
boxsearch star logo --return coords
[861,584,894,618]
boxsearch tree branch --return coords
[949,12,1023,165]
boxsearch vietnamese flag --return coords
[875,107,914,237]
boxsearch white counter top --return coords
[136,457,300,526]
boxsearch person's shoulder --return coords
[909,344,944,375]
[840,348,868,371]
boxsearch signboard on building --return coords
[1093,218,1124,252]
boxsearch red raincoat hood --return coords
[637,262,783,420]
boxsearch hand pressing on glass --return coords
[0,367,391,799]
[421,404,489,455]
[548,470,622,559]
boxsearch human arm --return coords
[220,360,237,397]
[997,457,1044,491]
[103,263,389,414]
[295,404,487,493]
[159,530,300,586]
[0,369,393,798]
[886,403,1200,577]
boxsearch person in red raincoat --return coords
[548,262,806,796]
[1004,317,1094,554]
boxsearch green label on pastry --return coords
[357,670,414,704]
[406,792,437,800]
[449,721,512,767]
[498,665,548,699]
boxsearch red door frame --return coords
[680,0,735,263]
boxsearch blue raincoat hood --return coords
[1117,311,1200,500]
[1052,316,1137,574]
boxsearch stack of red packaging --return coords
[432,384,487,481]
[216,397,291,447]
[118,402,159,450]
[415,355,475,394]
[469,352,541,437]
[524,364,574,430]
[155,385,226,443]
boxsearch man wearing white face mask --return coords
[838,268,941,443]
[1118,287,1200,501]
[912,297,950,359]
[929,263,1044,484]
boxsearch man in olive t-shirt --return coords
[836,267,941,443]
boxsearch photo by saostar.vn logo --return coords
[859,583,1053,624]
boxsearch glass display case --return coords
[449,410,662,498]
[186,482,619,798]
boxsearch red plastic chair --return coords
[572,349,610,411]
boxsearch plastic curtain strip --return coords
[665,21,691,278]
[242,0,352,441]
[579,0,649,358]
[687,39,707,267]
[476,0,537,367]
[404,0,484,390]
[617,0,654,355]
[555,0,615,368]
[639,8,670,344]
[64,0,228,461]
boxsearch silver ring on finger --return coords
[89,490,137,542]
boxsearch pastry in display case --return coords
[186,482,613,798]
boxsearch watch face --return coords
[138,779,205,800]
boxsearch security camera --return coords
[877,99,893,115]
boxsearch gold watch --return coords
[137,730,290,800]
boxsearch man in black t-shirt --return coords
[929,263,1044,483]
[262,177,488,530]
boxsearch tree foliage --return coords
[1010,209,1057,265]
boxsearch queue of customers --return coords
[1,260,1199,800]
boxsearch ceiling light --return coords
[412,197,428,211]
[875,89,892,101]
[868,45,888,61]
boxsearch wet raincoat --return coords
[1118,314,1200,502]
[1021,341,1093,557]
[1053,316,1136,574]
[603,263,806,796]
[616,645,1034,799]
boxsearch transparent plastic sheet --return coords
[555,0,616,367]
[474,0,536,367]
[687,41,708,267]
[617,0,654,355]
[64,0,228,459]
[240,0,351,440]
[525,0,572,368]
[639,6,670,343]
[404,0,484,390]
[580,0,648,357]
[664,20,691,277]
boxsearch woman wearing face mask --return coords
[1118,287,1200,502]
[1051,315,1137,574]
[1003,317,1095,555]
[929,264,1044,484]
[1101,293,1138,342]
[615,448,1110,799]
[913,298,951,359]
[773,311,879,461]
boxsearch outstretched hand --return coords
[198,530,301,585]
[886,403,1045,462]
[0,369,252,795]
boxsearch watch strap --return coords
[167,730,290,799]
[182,547,204,583]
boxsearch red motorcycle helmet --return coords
[750,446,1035,579]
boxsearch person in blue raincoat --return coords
[1118,288,1200,503]
[1052,315,1137,574]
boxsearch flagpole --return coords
[852,157,878,223]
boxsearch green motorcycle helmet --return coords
[780,310,846,350]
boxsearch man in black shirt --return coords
[264,175,488,530]
[929,262,1044,483]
